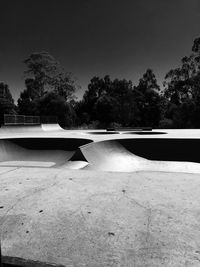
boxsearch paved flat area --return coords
[1,128,200,266]
[1,167,200,266]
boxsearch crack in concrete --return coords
[145,208,152,245]
[123,177,149,210]
[0,169,64,232]
[0,167,21,176]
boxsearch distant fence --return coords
[3,115,57,125]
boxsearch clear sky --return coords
[0,0,200,101]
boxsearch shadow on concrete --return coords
[0,138,92,168]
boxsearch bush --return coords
[159,118,174,129]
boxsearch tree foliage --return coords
[17,51,78,126]
[163,37,200,128]
[24,51,59,96]
[23,51,77,100]
[35,92,76,127]
[76,70,161,127]
[134,69,162,127]
[7,36,200,129]
[0,82,16,124]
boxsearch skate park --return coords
[1,117,200,266]
[2,0,200,265]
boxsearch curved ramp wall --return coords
[80,138,200,174]
[0,138,92,168]
[1,137,200,173]
[41,123,64,131]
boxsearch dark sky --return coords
[1,0,200,101]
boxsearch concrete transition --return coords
[80,138,200,173]
[41,124,64,132]
[0,135,200,174]
[0,138,92,169]
[1,127,200,266]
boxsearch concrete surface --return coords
[80,139,200,173]
[0,133,200,174]
[1,127,200,266]
[1,168,200,266]
[41,124,64,132]
[0,138,92,169]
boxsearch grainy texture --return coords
[1,168,200,266]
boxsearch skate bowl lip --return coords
[0,136,94,148]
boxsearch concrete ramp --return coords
[80,139,200,174]
[41,123,64,131]
[1,137,200,174]
[0,138,92,168]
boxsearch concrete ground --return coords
[1,127,200,266]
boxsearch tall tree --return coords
[24,51,77,100]
[134,69,162,127]
[18,51,77,121]
[0,82,16,124]
[164,37,200,102]
[163,37,200,127]
[110,78,135,126]
[24,51,59,97]
[51,72,77,101]
[17,79,38,115]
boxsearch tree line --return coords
[1,36,200,128]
